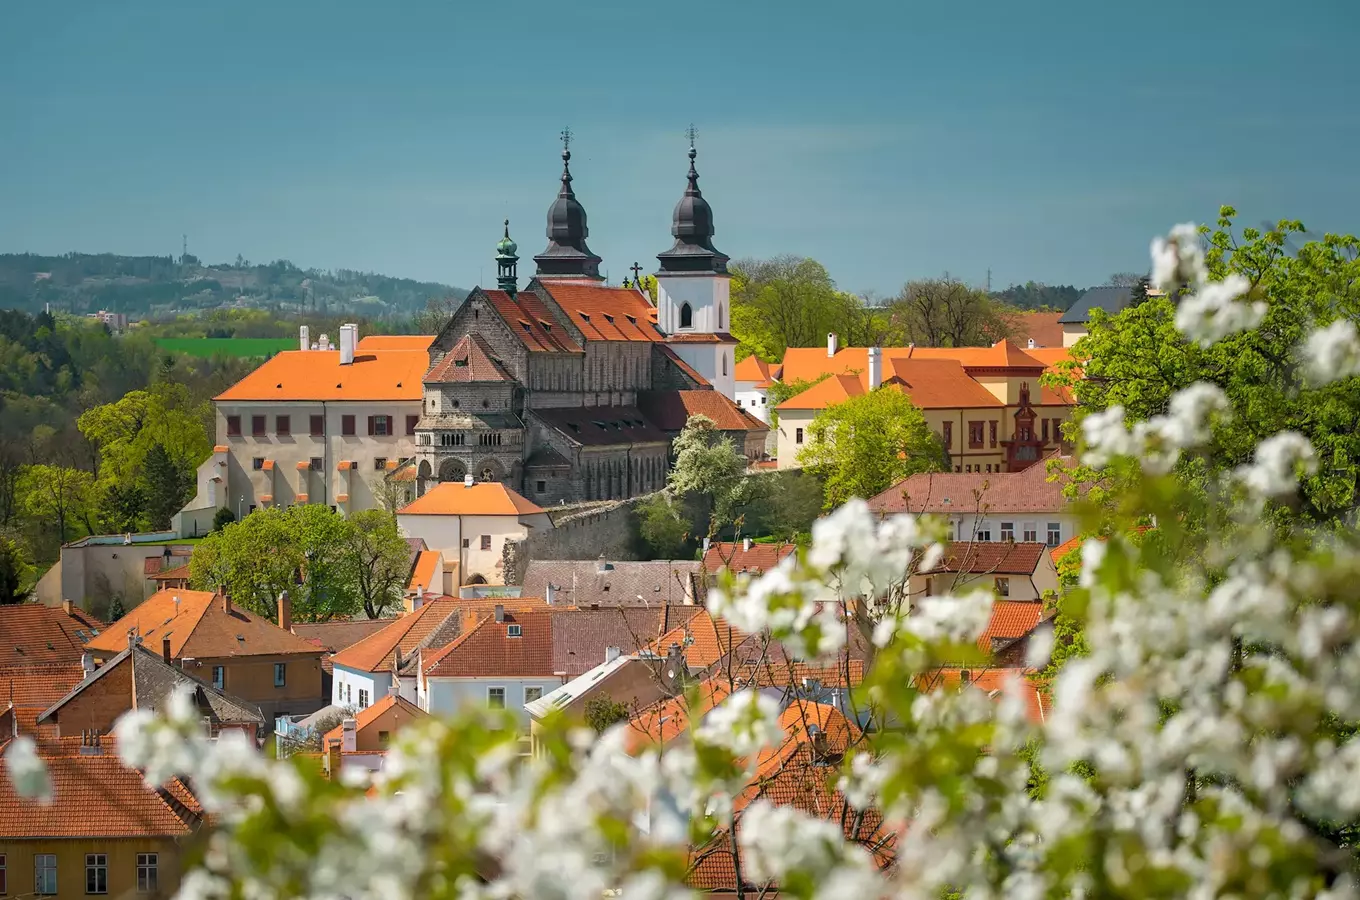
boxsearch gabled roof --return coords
[424,333,515,384]
[656,344,711,387]
[779,341,1073,386]
[214,349,429,402]
[322,693,426,745]
[775,372,863,411]
[530,406,670,447]
[535,282,664,343]
[0,664,86,708]
[922,542,1049,576]
[883,358,1004,408]
[398,481,544,516]
[978,601,1047,651]
[733,355,773,384]
[329,599,462,673]
[482,288,583,353]
[550,607,671,678]
[927,667,1048,723]
[867,454,1073,515]
[291,618,394,674]
[84,589,322,660]
[0,603,106,667]
[645,608,753,671]
[1058,285,1134,324]
[702,542,796,576]
[408,550,442,592]
[637,389,769,433]
[39,644,264,727]
[1014,311,1064,348]
[422,610,556,678]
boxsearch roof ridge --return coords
[330,603,442,672]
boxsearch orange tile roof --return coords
[978,601,1046,650]
[927,668,1048,724]
[733,355,773,383]
[0,604,106,667]
[357,334,435,351]
[425,333,515,383]
[0,753,202,838]
[322,693,426,745]
[150,563,192,582]
[637,390,769,433]
[537,282,663,343]
[1050,535,1082,565]
[408,550,441,592]
[775,372,863,411]
[955,339,1048,370]
[398,481,544,516]
[84,589,321,660]
[1024,346,1072,367]
[483,288,583,353]
[0,664,86,708]
[645,609,753,670]
[884,358,1003,408]
[214,349,429,401]
[779,342,1072,386]
[329,599,463,673]
[422,611,557,678]
[702,541,796,575]
[923,542,1050,576]
[1014,312,1064,349]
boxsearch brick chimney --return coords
[220,591,232,615]
[62,599,74,616]
[278,590,292,632]
[162,635,173,665]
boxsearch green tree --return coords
[107,595,126,621]
[212,507,236,532]
[797,388,947,507]
[729,256,866,359]
[888,277,1018,347]
[143,442,194,530]
[0,532,34,604]
[584,696,632,733]
[17,464,94,543]
[635,494,691,560]
[344,509,411,619]
[96,481,146,533]
[668,415,760,533]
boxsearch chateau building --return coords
[175,136,766,533]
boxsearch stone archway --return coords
[418,460,433,479]
[466,573,488,585]
[438,458,467,482]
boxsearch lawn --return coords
[155,337,297,358]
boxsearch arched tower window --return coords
[718,302,725,329]
[679,302,693,329]
[722,353,728,376]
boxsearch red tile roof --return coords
[0,604,106,667]
[867,454,1073,515]
[637,390,769,433]
[884,358,1003,408]
[322,693,426,745]
[214,349,429,402]
[329,599,462,673]
[398,481,544,516]
[1050,535,1082,566]
[702,541,796,575]
[645,609,753,670]
[978,600,1046,649]
[923,542,1050,576]
[537,282,664,343]
[928,668,1048,724]
[775,373,864,411]
[84,590,321,660]
[0,664,86,708]
[422,611,556,678]
[482,288,583,353]
[424,333,515,383]
[1014,312,1064,349]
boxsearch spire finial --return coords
[686,123,697,152]
[558,127,574,191]
[503,218,511,239]
[560,126,573,157]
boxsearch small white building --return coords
[396,480,553,586]
[732,355,774,424]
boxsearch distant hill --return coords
[989,281,1083,312]
[0,252,466,320]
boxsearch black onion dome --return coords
[535,147,602,279]
[657,144,728,275]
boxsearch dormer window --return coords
[603,313,615,324]
[625,314,637,325]
[507,624,522,637]
[679,302,693,329]
[580,313,591,322]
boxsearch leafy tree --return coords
[636,494,691,560]
[668,415,760,533]
[584,696,632,734]
[888,277,1017,347]
[96,481,146,534]
[729,256,865,359]
[212,507,236,532]
[143,442,194,530]
[343,509,411,619]
[0,532,34,604]
[797,388,947,507]
[107,595,126,622]
[990,281,1082,312]
[18,464,94,543]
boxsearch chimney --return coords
[1027,337,1037,349]
[605,646,621,664]
[702,537,711,553]
[596,555,609,573]
[162,635,172,665]
[827,332,838,358]
[221,592,232,615]
[867,346,882,390]
[278,590,293,632]
[81,651,94,678]
[339,324,356,365]
[299,324,310,351]
[173,595,181,616]
[463,473,474,488]
[341,718,357,752]
[413,584,425,610]
[62,599,73,616]
[126,628,138,650]
[809,725,830,764]
[327,739,342,779]
[742,537,752,552]
[494,604,505,624]
[663,642,688,693]
[318,333,330,352]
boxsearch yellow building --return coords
[774,340,1074,474]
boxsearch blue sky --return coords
[1,0,1355,297]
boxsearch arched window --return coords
[718,302,725,329]
[679,302,693,329]
[722,353,728,376]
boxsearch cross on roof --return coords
[560,126,572,151]
[686,124,698,148]
[630,261,643,283]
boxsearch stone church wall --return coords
[501,493,657,585]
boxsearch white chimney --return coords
[742,537,752,552]
[702,537,711,553]
[318,333,330,351]
[341,718,357,752]
[1027,337,1037,349]
[414,584,425,609]
[81,651,95,678]
[299,324,310,351]
[463,473,474,488]
[867,346,882,390]
[339,324,356,366]
[827,332,838,358]
[546,583,556,606]
[605,646,621,664]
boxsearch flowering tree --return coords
[9,221,1360,899]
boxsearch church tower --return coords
[534,129,604,281]
[655,128,738,400]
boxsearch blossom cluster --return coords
[1151,222,1266,346]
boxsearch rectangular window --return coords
[406,415,419,435]
[374,457,388,471]
[359,689,369,708]
[524,686,543,705]
[536,480,546,493]
[369,415,392,436]
[462,538,469,549]
[274,663,286,687]
[1047,522,1062,547]
[942,421,952,448]
[212,666,224,690]
[276,415,291,436]
[968,421,984,448]
[34,855,56,895]
[989,420,997,448]
[795,427,804,444]
[136,854,158,894]
[310,414,325,436]
[252,457,264,471]
[1000,522,1014,542]
[977,528,992,542]
[488,687,506,709]
[378,730,391,748]
[310,457,323,472]
[226,415,242,436]
[480,535,492,551]
[346,684,352,704]
[1023,523,1037,542]
[996,577,1011,597]
[341,415,356,436]
[86,853,107,895]
[1042,418,1050,442]
[252,415,266,437]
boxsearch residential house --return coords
[910,542,1060,601]
[1057,285,1165,347]
[732,355,775,425]
[774,337,1074,474]
[518,558,704,608]
[323,693,426,753]
[701,539,796,576]
[83,589,325,721]
[38,641,265,743]
[0,602,104,710]
[291,618,392,700]
[396,481,553,586]
[866,454,1078,547]
[33,534,198,618]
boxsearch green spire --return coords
[496,219,519,297]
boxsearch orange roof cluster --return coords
[322,692,426,745]
[0,603,105,667]
[702,541,796,575]
[214,349,429,402]
[422,610,556,678]
[928,668,1049,724]
[884,357,1001,408]
[636,390,769,433]
[646,608,753,671]
[776,373,863,411]
[538,282,664,343]
[85,589,321,660]
[398,481,544,517]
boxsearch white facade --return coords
[734,382,770,424]
[331,663,388,711]
[420,676,563,728]
[396,511,552,586]
[950,514,1079,549]
[657,274,736,400]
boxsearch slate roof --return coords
[424,333,515,384]
[637,390,769,434]
[1058,286,1134,324]
[921,542,1050,576]
[214,348,429,401]
[520,560,704,608]
[529,406,670,448]
[0,603,106,667]
[549,607,672,678]
[867,454,1073,516]
[85,589,322,660]
[702,542,796,576]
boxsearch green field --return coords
[155,337,298,358]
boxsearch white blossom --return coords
[695,689,783,759]
[1302,319,1360,385]
[1150,223,1206,291]
[737,799,867,885]
[1174,274,1265,346]
[1235,431,1317,497]
[3,735,52,804]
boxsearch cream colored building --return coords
[907,541,1061,601]
[395,481,553,586]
